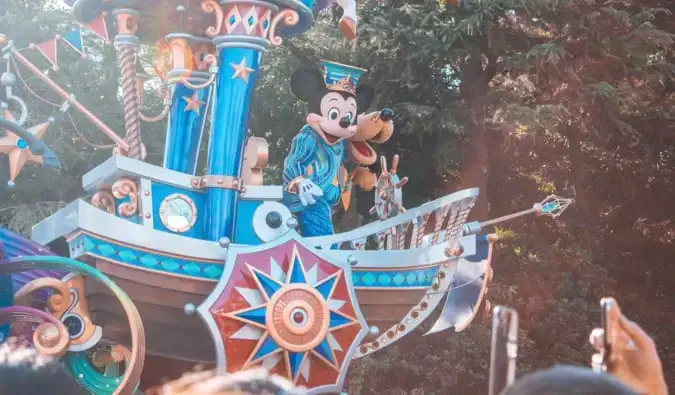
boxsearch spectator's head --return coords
[148,367,306,395]
[501,365,637,395]
[0,337,86,395]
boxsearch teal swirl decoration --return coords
[64,351,128,395]
[0,256,145,395]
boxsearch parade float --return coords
[0,0,572,393]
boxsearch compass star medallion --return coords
[198,232,368,392]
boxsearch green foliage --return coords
[494,226,517,241]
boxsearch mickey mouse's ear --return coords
[291,66,325,101]
[356,84,375,111]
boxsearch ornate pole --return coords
[462,195,574,235]
[113,9,144,160]
[198,0,300,241]
[162,15,216,174]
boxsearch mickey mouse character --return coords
[283,61,394,237]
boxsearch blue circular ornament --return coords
[15,138,28,150]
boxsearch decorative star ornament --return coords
[0,110,52,182]
[199,236,368,391]
[182,92,205,115]
[230,58,255,83]
[224,248,356,383]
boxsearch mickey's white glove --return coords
[298,179,324,206]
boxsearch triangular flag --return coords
[84,14,109,42]
[32,39,59,71]
[62,29,85,56]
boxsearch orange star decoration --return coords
[230,58,255,83]
[183,92,205,115]
[0,110,52,182]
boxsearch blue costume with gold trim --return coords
[283,125,346,237]
[283,60,367,237]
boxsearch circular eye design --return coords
[290,307,309,327]
[62,314,85,339]
[265,211,283,229]
[327,107,340,120]
[252,201,292,242]
[344,112,354,123]
[266,285,330,352]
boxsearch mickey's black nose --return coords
[380,108,394,121]
[339,116,352,128]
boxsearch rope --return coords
[10,62,115,152]
[67,112,116,149]
[11,57,115,150]
[424,273,486,297]
[10,57,61,107]
[116,46,143,159]
[449,273,484,292]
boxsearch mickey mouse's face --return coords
[291,65,375,146]
[306,91,358,145]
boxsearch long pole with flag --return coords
[1,35,128,150]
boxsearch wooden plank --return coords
[85,277,203,309]
[360,304,413,322]
[356,289,426,305]
[95,312,215,363]
[87,293,204,330]
[94,259,215,295]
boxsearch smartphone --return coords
[599,297,613,372]
[488,306,519,395]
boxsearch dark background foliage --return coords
[1,0,673,393]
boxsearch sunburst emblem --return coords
[218,246,359,384]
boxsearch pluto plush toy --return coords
[283,61,394,237]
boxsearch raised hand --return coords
[589,297,668,395]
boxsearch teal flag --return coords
[63,29,84,54]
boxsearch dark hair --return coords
[0,337,86,395]
[501,365,637,395]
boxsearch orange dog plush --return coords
[340,108,395,209]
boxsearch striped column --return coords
[202,2,274,241]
